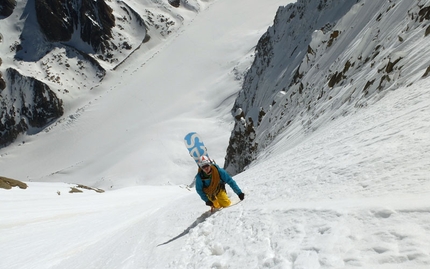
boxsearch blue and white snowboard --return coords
[184,132,210,165]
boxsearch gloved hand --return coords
[238,193,245,200]
[206,200,214,207]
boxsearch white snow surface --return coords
[1,0,430,268]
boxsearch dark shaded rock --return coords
[0,0,16,18]
[224,109,257,176]
[35,0,115,53]
[80,0,116,53]
[0,68,64,147]
[35,0,75,42]
[0,71,5,90]
[168,0,180,8]
[0,110,28,147]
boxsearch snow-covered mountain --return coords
[1,0,430,268]
[0,0,206,146]
[225,0,430,175]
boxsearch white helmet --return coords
[197,156,211,167]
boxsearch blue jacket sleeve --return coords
[217,166,243,195]
[195,174,209,202]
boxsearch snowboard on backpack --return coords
[183,132,215,188]
[183,132,211,166]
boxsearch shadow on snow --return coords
[157,210,213,246]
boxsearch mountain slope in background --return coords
[0,0,206,147]
[0,0,291,188]
[225,0,430,175]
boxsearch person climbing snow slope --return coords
[194,156,245,209]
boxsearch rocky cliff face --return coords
[0,68,63,146]
[35,0,116,54]
[225,0,430,175]
[15,0,146,63]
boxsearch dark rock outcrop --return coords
[35,0,115,53]
[0,0,16,18]
[0,176,28,190]
[0,68,64,147]
[168,0,180,8]
[0,71,6,90]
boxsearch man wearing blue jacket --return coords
[195,156,245,208]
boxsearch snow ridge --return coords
[225,0,430,175]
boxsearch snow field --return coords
[169,79,430,268]
[1,0,430,268]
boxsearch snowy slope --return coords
[2,79,429,268]
[0,0,211,147]
[225,0,430,175]
[0,0,292,188]
[1,0,430,268]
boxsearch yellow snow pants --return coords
[209,189,231,208]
